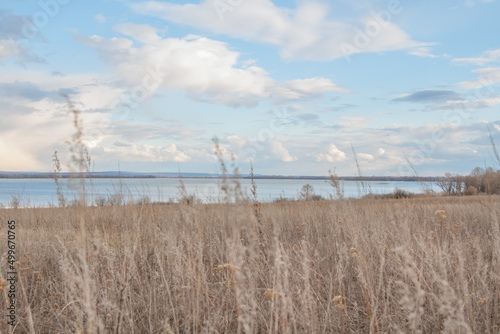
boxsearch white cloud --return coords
[270,139,297,162]
[0,138,43,171]
[76,33,345,107]
[357,153,374,161]
[0,39,20,62]
[100,143,190,162]
[282,78,349,95]
[75,83,124,111]
[130,0,428,61]
[75,35,134,57]
[408,47,448,58]
[316,144,348,162]
[0,69,127,171]
[113,23,162,44]
[434,97,500,110]
[273,77,349,103]
[217,121,497,175]
[453,49,500,66]
[107,121,200,143]
[458,67,500,89]
[226,135,247,147]
[494,124,500,132]
[225,135,298,163]
[76,33,271,106]
[337,116,369,131]
[94,14,107,23]
[0,97,109,172]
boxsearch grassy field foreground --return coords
[1,195,500,333]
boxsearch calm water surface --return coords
[0,178,437,207]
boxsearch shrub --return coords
[464,167,500,194]
[299,184,315,201]
[463,185,478,196]
[393,188,412,199]
[311,194,326,201]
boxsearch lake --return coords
[0,178,438,208]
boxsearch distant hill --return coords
[0,171,233,178]
[0,171,441,182]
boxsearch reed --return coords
[1,194,499,333]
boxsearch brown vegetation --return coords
[464,167,500,195]
[1,194,499,333]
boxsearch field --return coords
[1,194,500,333]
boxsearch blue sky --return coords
[1,0,499,176]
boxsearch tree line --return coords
[437,167,500,195]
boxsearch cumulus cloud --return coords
[0,70,199,170]
[316,144,347,162]
[270,139,297,162]
[99,143,190,162]
[309,121,496,174]
[130,0,428,61]
[0,97,108,172]
[226,135,247,147]
[76,32,345,107]
[225,135,297,163]
[0,69,131,171]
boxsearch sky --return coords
[0,0,499,176]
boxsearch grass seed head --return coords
[332,295,342,303]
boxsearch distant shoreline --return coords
[0,172,441,182]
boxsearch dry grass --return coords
[1,194,499,333]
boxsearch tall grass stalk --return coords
[1,192,500,332]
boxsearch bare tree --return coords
[437,173,464,195]
[299,184,315,201]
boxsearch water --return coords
[0,178,437,208]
